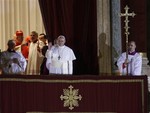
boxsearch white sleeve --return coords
[45,50,52,59]
[117,53,126,74]
[68,61,73,74]
[45,50,52,70]
[132,55,142,75]
[70,49,76,60]
[18,53,27,72]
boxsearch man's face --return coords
[30,33,38,42]
[58,37,66,46]
[16,36,23,43]
[39,35,46,43]
[128,42,136,52]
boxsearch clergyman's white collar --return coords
[58,45,65,49]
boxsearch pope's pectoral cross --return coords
[120,5,136,75]
[58,56,61,60]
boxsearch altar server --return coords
[117,41,142,75]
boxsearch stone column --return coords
[110,0,122,73]
[97,0,111,74]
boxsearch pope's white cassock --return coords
[46,45,76,75]
[26,40,45,75]
[0,51,27,74]
[117,52,142,75]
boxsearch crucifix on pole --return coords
[120,5,136,75]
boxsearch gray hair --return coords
[58,35,66,40]
[31,31,38,37]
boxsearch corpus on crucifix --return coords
[120,5,136,75]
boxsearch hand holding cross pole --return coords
[120,5,136,75]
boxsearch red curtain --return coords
[120,0,147,52]
[38,0,99,75]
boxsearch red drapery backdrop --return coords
[38,0,99,75]
[120,0,147,52]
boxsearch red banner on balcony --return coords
[0,75,148,113]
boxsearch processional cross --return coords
[120,5,136,75]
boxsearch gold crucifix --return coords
[120,5,136,75]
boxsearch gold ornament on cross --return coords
[120,5,136,75]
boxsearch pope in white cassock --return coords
[46,35,76,75]
[117,41,142,75]
[0,40,27,74]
